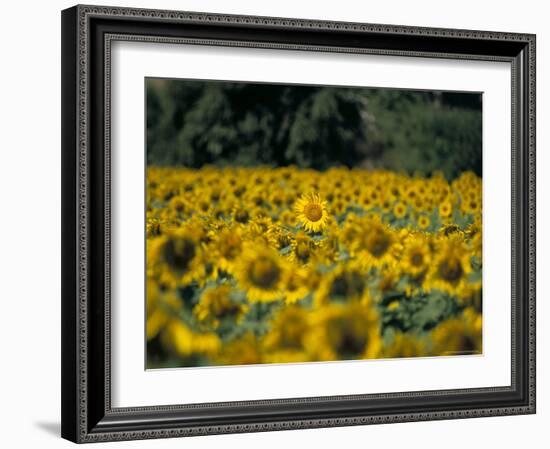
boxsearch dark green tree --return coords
[146,80,368,170]
[364,90,482,179]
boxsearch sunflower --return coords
[245,186,268,209]
[315,224,341,264]
[211,226,244,274]
[289,231,318,265]
[262,306,310,362]
[146,278,181,341]
[380,195,393,213]
[161,319,221,359]
[279,210,298,227]
[470,229,482,260]
[426,235,473,298]
[282,268,310,304]
[294,192,330,232]
[439,223,463,237]
[168,195,189,217]
[359,190,375,210]
[340,219,361,250]
[330,198,348,216]
[148,226,205,286]
[303,266,323,292]
[194,197,213,215]
[193,284,248,329]
[305,302,381,361]
[232,204,251,224]
[230,182,247,200]
[269,190,286,209]
[355,217,397,268]
[461,194,481,215]
[382,332,428,359]
[146,278,164,340]
[439,199,453,219]
[235,244,286,302]
[315,262,369,305]
[401,233,432,277]
[247,216,273,239]
[430,308,482,356]
[146,216,163,238]
[215,333,263,366]
[266,225,293,250]
[417,214,431,230]
[377,262,401,293]
[393,201,407,219]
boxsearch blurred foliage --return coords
[365,90,482,179]
[146,79,481,179]
[147,79,367,170]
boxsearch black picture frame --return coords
[61,4,536,443]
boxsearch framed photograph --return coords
[61,4,536,443]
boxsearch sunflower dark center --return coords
[220,235,241,259]
[212,300,240,319]
[330,272,366,299]
[328,322,367,358]
[277,234,292,249]
[234,209,250,224]
[249,257,281,288]
[411,252,424,267]
[163,237,196,272]
[304,203,322,222]
[366,230,391,257]
[439,257,464,282]
[287,275,300,292]
[173,200,185,212]
[280,317,306,348]
[458,335,478,353]
[442,224,461,236]
[295,243,311,263]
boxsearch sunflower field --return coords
[146,166,482,368]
